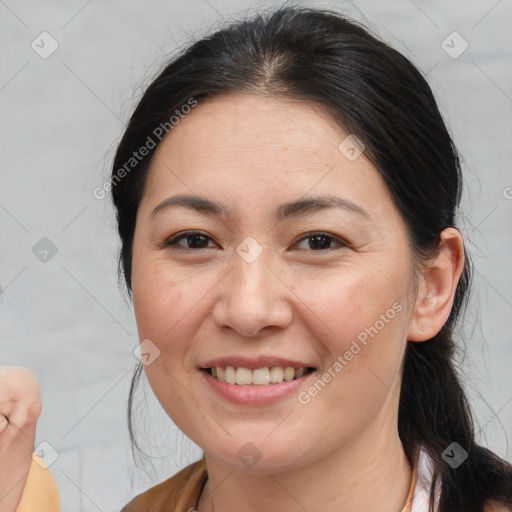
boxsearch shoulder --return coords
[120,458,207,512]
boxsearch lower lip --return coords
[200,369,316,405]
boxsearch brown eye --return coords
[165,231,216,250]
[294,232,347,251]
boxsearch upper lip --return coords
[200,356,315,370]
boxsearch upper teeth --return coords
[211,366,309,385]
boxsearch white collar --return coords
[410,448,439,512]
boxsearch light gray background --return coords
[0,0,511,510]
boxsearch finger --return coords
[0,403,38,442]
[0,412,36,512]
[0,414,8,435]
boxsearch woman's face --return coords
[131,93,418,472]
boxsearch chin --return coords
[204,437,315,475]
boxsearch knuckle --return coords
[25,399,43,422]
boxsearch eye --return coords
[164,230,217,250]
[293,232,347,251]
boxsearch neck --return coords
[198,417,414,512]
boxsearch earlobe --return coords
[408,227,465,342]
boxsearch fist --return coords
[0,366,42,434]
[0,366,42,512]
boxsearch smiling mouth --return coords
[203,366,315,385]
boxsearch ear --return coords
[408,227,465,342]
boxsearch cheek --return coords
[132,255,191,341]
[132,274,180,339]
[131,256,212,379]
[131,260,204,429]
[294,263,408,353]
[294,264,410,410]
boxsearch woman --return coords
[1,6,511,512]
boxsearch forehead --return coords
[141,93,395,221]
[163,93,341,156]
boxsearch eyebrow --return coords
[149,194,371,223]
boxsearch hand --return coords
[0,366,42,512]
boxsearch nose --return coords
[211,249,293,338]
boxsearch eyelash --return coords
[163,230,348,252]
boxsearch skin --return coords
[129,91,466,512]
[0,366,42,512]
